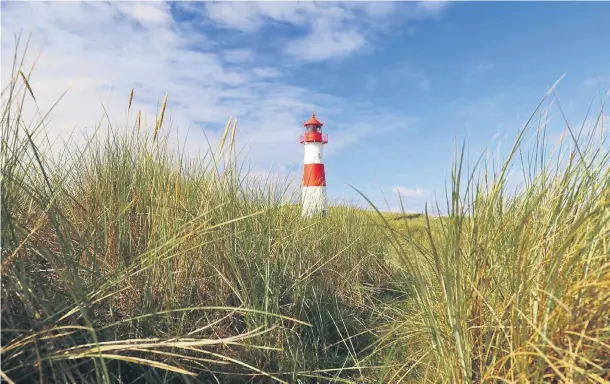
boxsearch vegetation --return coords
[2,38,609,383]
[365,97,610,382]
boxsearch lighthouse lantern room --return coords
[300,113,328,218]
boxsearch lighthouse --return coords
[300,112,328,218]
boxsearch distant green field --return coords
[2,45,609,383]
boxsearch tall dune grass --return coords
[3,37,609,383]
[1,40,397,383]
[364,81,610,382]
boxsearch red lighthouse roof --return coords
[303,112,324,127]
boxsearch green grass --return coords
[363,86,610,382]
[2,37,609,383]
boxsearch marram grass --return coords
[1,38,397,383]
[2,36,609,383]
[360,83,610,383]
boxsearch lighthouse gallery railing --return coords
[299,133,328,144]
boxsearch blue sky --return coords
[2,1,609,212]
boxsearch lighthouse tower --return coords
[300,113,328,218]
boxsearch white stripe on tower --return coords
[300,113,328,218]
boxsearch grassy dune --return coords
[2,42,609,383]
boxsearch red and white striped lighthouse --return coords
[300,112,328,218]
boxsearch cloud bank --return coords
[1,2,449,173]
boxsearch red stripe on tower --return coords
[302,163,326,187]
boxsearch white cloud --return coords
[353,185,439,214]
[416,0,452,16]
[203,2,374,62]
[202,2,267,33]
[285,27,367,63]
[209,2,316,30]
[1,1,443,178]
[201,2,449,63]
[222,49,254,64]
[392,186,429,198]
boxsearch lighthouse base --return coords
[301,186,327,218]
